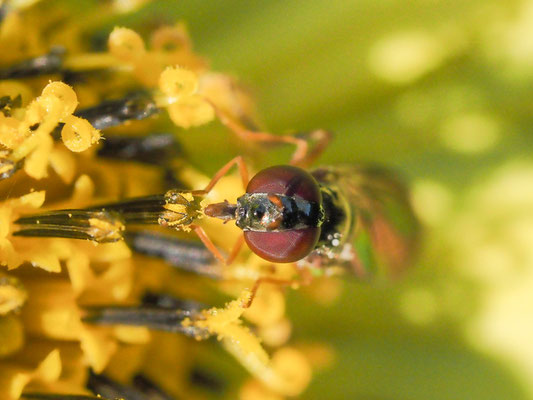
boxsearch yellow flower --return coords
[0,2,345,399]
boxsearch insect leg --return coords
[294,129,333,168]
[208,101,333,167]
[189,156,249,265]
[208,102,309,166]
[192,155,249,195]
[244,276,301,308]
[226,234,245,265]
[190,225,237,265]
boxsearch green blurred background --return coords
[93,1,533,399]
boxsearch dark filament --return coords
[81,303,209,339]
[22,395,110,400]
[91,194,168,225]
[0,156,23,181]
[141,291,205,312]
[0,94,21,116]
[87,371,147,400]
[133,374,179,400]
[49,91,160,140]
[96,133,182,166]
[189,367,226,394]
[75,91,159,131]
[87,371,179,400]
[0,47,65,79]
[94,190,198,227]
[14,210,124,243]
[14,190,199,242]
[125,231,220,277]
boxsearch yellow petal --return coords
[159,65,198,99]
[0,314,24,357]
[28,250,61,273]
[108,27,146,62]
[49,146,76,184]
[65,252,93,297]
[167,94,214,128]
[0,349,61,400]
[23,133,53,180]
[113,325,151,344]
[79,327,117,373]
[0,275,26,315]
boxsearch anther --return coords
[0,155,23,181]
[0,47,65,80]
[125,232,221,277]
[22,395,109,400]
[75,91,159,130]
[81,303,209,339]
[14,210,125,243]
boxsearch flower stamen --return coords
[14,210,125,243]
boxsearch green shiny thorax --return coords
[235,193,323,232]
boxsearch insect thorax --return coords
[313,184,353,259]
[235,193,324,232]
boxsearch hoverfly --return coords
[190,157,419,281]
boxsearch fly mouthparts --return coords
[204,200,237,221]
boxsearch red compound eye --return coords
[244,229,320,263]
[246,165,321,202]
[244,165,322,263]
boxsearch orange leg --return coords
[189,156,249,265]
[191,155,249,195]
[242,258,324,308]
[226,234,245,265]
[243,276,306,308]
[192,225,245,266]
[296,129,333,168]
[207,100,331,167]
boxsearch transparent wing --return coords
[312,165,419,279]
